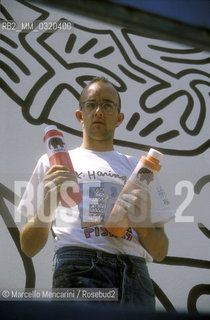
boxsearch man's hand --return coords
[116,189,168,261]
[117,188,153,229]
[41,165,78,218]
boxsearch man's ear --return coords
[115,113,124,127]
[75,110,83,124]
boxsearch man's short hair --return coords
[79,76,121,111]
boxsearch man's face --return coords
[78,81,124,142]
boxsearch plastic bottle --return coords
[105,148,163,237]
[43,125,82,207]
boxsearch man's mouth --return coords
[92,119,104,124]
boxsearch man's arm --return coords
[20,165,75,258]
[20,215,52,258]
[134,226,168,262]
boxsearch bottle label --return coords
[129,161,157,190]
[45,135,67,158]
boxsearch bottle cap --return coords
[148,148,163,161]
[44,125,58,134]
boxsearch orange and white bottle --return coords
[43,125,82,207]
[105,148,163,237]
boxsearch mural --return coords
[1,0,209,312]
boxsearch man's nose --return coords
[94,105,103,115]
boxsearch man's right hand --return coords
[41,165,77,218]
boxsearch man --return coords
[19,76,172,309]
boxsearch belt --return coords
[55,246,146,264]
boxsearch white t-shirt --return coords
[18,147,174,262]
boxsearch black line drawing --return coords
[1,0,209,155]
[194,175,210,194]
[0,183,35,289]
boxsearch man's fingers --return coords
[45,165,75,181]
[44,185,59,201]
[130,189,148,202]
[117,198,134,211]
[120,191,147,210]
[44,176,74,195]
[43,172,78,201]
[121,193,138,204]
[46,165,68,174]
[47,174,76,185]
[44,170,77,185]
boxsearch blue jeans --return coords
[52,246,155,310]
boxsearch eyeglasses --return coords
[81,101,119,115]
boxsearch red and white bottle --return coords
[105,148,163,237]
[43,125,82,207]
